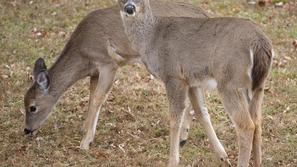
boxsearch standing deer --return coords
[24,0,226,157]
[118,0,274,166]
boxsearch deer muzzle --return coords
[124,4,136,15]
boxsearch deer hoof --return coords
[80,138,93,150]
[180,140,187,147]
[219,157,232,167]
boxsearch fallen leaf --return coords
[1,75,9,80]
[275,2,284,8]
[258,0,267,7]
[293,39,297,49]
[247,0,257,5]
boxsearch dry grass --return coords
[0,0,296,166]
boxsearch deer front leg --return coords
[80,65,116,150]
[165,79,188,167]
[81,73,99,134]
[189,87,231,166]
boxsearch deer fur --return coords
[118,0,273,166]
[24,0,221,154]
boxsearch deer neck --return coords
[47,49,88,103]
[122,2,157,56]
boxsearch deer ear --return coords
[33,58,47,78]
[36,71,50,91]
[33,58,50,91]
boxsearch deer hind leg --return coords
[219,88,255,167]
[80,65,116,150]
[165,79,188,167]
[249,87,264,167]
[189,87,231,166]
[179,98,194,147]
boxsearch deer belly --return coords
[190,78,218,90]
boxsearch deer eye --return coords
[29,106,37,113]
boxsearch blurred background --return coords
[0,0,296,166]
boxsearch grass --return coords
[0,0,296,166]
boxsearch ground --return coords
[0,0,296,166]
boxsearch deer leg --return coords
[165,79,188,167]
[249,87,264,167]
[219,88,255,167]
[179,99,193,147]
[80,65,116,150]
[81,73,99,134]
[189,87,231,166]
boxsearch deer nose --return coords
[124,4,135,15]
[24,128,33,135]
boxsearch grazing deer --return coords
[24,0,223,155]
[118,0,274,166]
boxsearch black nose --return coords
[24,128,33,135]
[124,4,135,15]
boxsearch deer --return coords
[23,0,227,159]
[118,0,274,167]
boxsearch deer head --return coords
[118,0,151,20]
[24,58,55,135]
